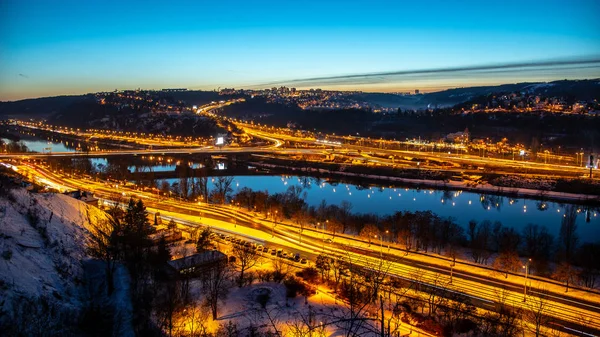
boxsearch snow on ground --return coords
[0,188,111,319]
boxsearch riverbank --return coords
[249,160,600,205]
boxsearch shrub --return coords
[296,267,320,284]
[283,277,314,298]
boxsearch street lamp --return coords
[374,234,383,258]
[449,257,456,284]
[385,230,390,250]
[523,258,532,302]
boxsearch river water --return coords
[168,175,599,243]
[10,137,599,242]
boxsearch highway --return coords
[237,123,595,179]
[5,117,598,183]
[12,161,600,336]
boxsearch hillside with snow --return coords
[0,187,130,335]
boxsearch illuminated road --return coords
[12,162,600,336]
[238,123,595,178]
[5,116,597,182]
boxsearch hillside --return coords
[0,185,132,336]
[47,100,225,137]
[0,95,91,118]
[352,79,600,109]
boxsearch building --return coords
[149,229,183,244]
[415,89,420,95]
[161,88,188,92]
[167,251,227,276]
[65,190,98,206]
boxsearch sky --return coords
[1,0,600,101]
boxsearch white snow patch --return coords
[0,189,111,315]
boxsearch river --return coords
[10,136,599,242]
[162,175,599,243]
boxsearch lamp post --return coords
[523,258,532,302]
[385,230,390,251]
[374,234,383,258]
[323,220,329,252]
[449,257,456,284]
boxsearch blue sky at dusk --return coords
[1,0,600,100]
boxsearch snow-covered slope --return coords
[0,189,110,321]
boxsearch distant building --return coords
[161,88,188,92]
[65,190,98,206]
[445,128,470,143]
[415,89,420,95]
[167,251,227,276]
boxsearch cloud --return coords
[18,73,29,79]
[254,56,600,88]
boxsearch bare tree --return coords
[315,254,331,281]
[243,288,284,337]
[558,205,578,262]
[328,219,344,240]
[210,176,234,204]
[154,279,183,337]
[425,273,449,317]
[87,217,121,295]
[523,286,550,337]
[438,291,476,335]
[331,257,349,290]
[469,220,493,264]
[232,244,260,286]
[175,301,211,337]
[481,287,522,337]
[359,224,379,246]
[326,251,391,337]
[285,306,327,337]
[272,256,289,283]
[492,251,522,278]
[292,206,310,243]
[339,200,353,234]
[552,262,578,293]
[201,261,232,320]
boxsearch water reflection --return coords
[167,175,598,243]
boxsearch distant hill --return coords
[0,95,91,118]
[161,90,243,106]
[352,79,600,109]
[0,91,245,119]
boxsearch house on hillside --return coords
[65,190,98,206]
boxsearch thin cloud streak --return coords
[255,56,600,88]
